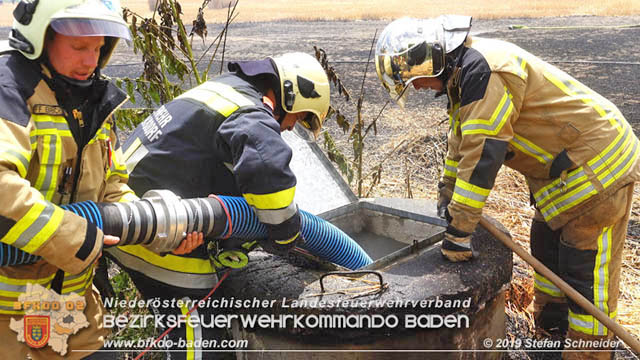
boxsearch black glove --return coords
[437,183,473,262]
[437,199,451,221]
[260,209,303,256]
[437,181,451,220]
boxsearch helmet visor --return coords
[375,17,446,107]
[51,18,131,42]
[375,54,412,108]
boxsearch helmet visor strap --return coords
[394,81,411,108]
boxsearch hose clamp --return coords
[141,189,188,253]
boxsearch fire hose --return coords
[0,190,373,270]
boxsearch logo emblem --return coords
[24,315,50,348]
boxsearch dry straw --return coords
[2,1,635,27]
[116,1,640,24]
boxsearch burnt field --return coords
[100,15,640,123]
[100,15,640,185]
[94,15,640,198]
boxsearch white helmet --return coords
[270,52,331,138]
[375,15,471,107]
[9,0,131,68]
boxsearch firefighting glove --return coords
[260,209,304,256]
[438,198,451,220]
[441,228,473,262]
[437,181,451,220]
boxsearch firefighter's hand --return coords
[172,232,204,255]
[437,199,450,220]
[104,235,120,246]
[441,232,473,262]
[260,210,303,256]
[437,182,452,220]
[96,235,120,264]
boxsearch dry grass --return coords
[619,186,640,340]
[1,0,639,27]
[140,0,640,22]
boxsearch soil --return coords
[2,14,640,359]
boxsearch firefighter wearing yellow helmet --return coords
[272,52,330,138]
[0,0,141,358]
[106,52,329,359]
[376,16,640,359]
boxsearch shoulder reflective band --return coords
[178,82,254,117]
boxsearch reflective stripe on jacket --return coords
[109,73,298,289]
[441,36,640,234]
[0,52,134,315]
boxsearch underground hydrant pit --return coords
[320,200,446,267]
[353,231,406,260]
[221,217,512,359]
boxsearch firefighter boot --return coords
[562,329,615,360]
[530,290,568,336]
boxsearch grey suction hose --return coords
[0,190,214,266]
[98,190,228,253]
[1,190,373,270]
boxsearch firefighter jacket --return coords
[440,36,640,235]
[0,51,135,317]
[107,72,299,291]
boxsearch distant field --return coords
[1,0,639,27]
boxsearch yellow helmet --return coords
[375,16,471,107]
[9,0,131,68]
[270,52,330,138]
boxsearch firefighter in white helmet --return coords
[106,52,330,359]
[376,16,640,359]
[0,1,204,358]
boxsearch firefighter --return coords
[375,16,639,359]
[0,1,203,358]
[105,52,330,359]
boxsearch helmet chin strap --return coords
[54,68,98,89]
[437,45,466,88]
[57,72,96,89]
[262,87,285,122]
[41,55,98,91]
[430,45,467,100]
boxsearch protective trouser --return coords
[530,183,633,360]
[127,270,228,360]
